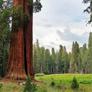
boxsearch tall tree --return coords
[62,46,69,73]
[86,32,92,73]
[0,0,42,80]
[44,49,52,74]
[57,45,63,73]
[0,0,11,77]
[0,14,10,77]
[51,48,56,73]
[70,42,81,73]
[80,44,88,73]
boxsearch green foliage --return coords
[85,32,92,73]
[23,76,37,92]
[0,0,42,31]
[70,42,81,73]
[33,32,92,74]
[57,45,63,73]
[71,77,79,89]
[0,6,10,77]
[83,0,92,23]
[11,6,29,30]
[50,81,55,87]
[33,0,42,13]
[80,44,88,73]
[0,0,3,8]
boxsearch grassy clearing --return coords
[0,82,24,92]
[36,74,92,92]
[0,74,92,92]
[36,74,92,84]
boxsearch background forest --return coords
[33,32,92,74]
[0,31,92,77]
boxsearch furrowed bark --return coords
[5,0,27,80]
[5,0,34,80]
[24,0,34,78]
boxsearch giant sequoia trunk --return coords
[5,0,34,80]
[24,0,34,78]
[6,29,26,80]
[25,17,34,79]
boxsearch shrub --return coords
[71,77,79,89]
[23,76,37,92]
[50,81,55,87]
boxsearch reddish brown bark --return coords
[5,0,34,80]
[6,29,26,80]
[24,0,34,79]
[25,17,34,78]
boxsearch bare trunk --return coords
[5,0,26,80]
[5,0,34,80]
[24,0,34,78]
[26,17,34,78]
[6,29,26,80]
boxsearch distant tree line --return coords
[33,32,92,74]
[0,32,92,77]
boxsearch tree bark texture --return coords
[5,0,34,80]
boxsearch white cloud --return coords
[33,0,92,52]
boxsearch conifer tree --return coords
[87,32,92,73]
[70,42,81,73]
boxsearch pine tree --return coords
[70,42,81,73]
[57,45,63,73]
[62,46,69,73]
[51,48,56,73]
[44,49,52,74]
[80,44,88,73]
[87,32,92,73]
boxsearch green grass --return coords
[0,74,92,92]
[36,74,92,84]
[36,74,92,92]
[0,82,24,92]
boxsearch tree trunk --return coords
[25,18,34,78]
[24,0,34,79]
[6,29,26,80]
[5,0,34,80]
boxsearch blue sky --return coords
[33,0,92,52]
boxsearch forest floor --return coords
[0,74,92,92]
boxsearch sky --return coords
[33,0,92,52]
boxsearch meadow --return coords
[0,74,92,92]
[36,74,92,92]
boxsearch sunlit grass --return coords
[36,74,92,92]
[0,74,92,92]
